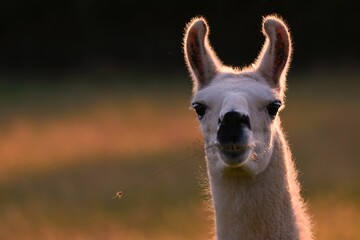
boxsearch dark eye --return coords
[192,102,207,120]
[267,100,282,119]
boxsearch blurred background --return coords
[0,1,359,239]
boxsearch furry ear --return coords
[255,16,292,94]
[184,17,221,91]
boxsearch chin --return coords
[217,145,254,170]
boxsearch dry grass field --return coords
[0,70,359,239]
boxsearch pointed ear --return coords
[255,16,292,94]
[184,17,221,91]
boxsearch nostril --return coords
[241,114,251,130]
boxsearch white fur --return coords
[184,15,313,239]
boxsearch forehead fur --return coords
[192,72,281,104]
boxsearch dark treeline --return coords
[0,1,359,76]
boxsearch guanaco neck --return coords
[208,130,302,240]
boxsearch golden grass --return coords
[0,97,200,183]
[0,72,359,239]
[311,196,360,240]
[0,202,210,240]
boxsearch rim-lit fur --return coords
[184,15,313,240]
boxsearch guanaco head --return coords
[184,15,292,176]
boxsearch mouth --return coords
[217,143,252,166]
